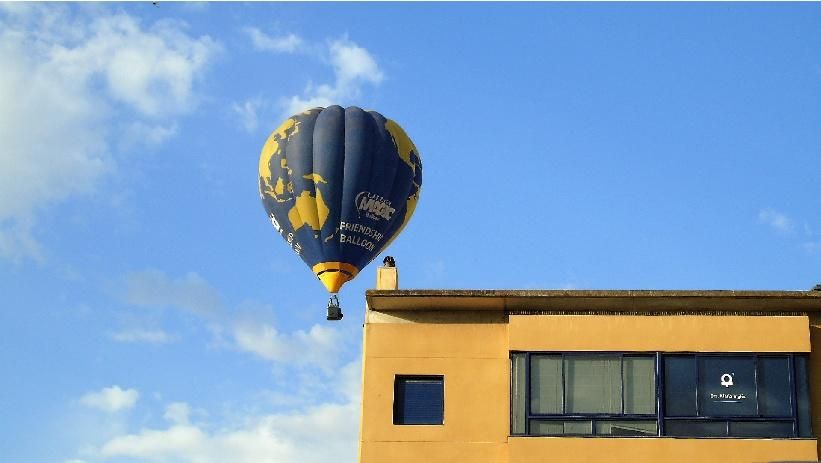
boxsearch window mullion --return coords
[657,352,663,436]
[561,353,566,415]
[525,353,530,436]
[694,354,700,417]
[620,354,625,415]
[753,354,761,417]
[789,354,798,437]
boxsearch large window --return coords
[512,353,657,436]
[511,352,812,438]
[663,354,811,438]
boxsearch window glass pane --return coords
[795,356,813,437]
[596,420,658,436]
[530,355,562,414]
[698,356,757,416]
[664,356,697,416]
[664,420,727,437]
[529,420,562,435]
[729,421,794,438]
[624,356,656,414]
[758,357,791,417]
[529,420,592,435]
[565,355,621,413]
[563,421,593,435]
[393,376,444,425]
[511,354,526,434]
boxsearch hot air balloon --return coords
[258,106,422,320]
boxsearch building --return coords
[357,266,821,463]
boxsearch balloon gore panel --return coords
[258,106,422,293]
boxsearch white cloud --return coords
[245,28,303,54]
[109,329,177,344]
[85,361,361,463]
[329,38,384,87]
[282,38,384,117]
[121,122,178,149]
[232,322,341,368]
[164,402,192,425]
[80,386,140,413]
[237,32,383,124]
[231,98,264,132]
[283,93,335,118]
[62,15,219,118]
[73,269,361,462]
[125,270,222,317]
[0,220,44,262]
[757,209,821,256]
[758,208,794,233]
[0,16,107,257]
[0,6,218,260]
[96,405,358,463]
[121,270,347,368]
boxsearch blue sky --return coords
[1,2,819,462]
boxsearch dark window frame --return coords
[511,352,812,438]
[393,375,445,426]
[514,352,660,436]
[661,353,808,438]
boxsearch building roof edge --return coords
[365,289,821,313]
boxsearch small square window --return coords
[393,375,444,425]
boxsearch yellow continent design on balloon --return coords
[378,119,422,256]
[384,119,417,170]
[259,118,299,201]
[274,178,287,196]
[287,174,330,233]
[259,117,330,235]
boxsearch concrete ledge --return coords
[366,290,821,313]
[508,436,818,463]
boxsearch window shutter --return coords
[394,376,444,425]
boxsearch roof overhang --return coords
[365,290,821,314]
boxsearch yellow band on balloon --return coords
[312,262,360,293]
[312,262,359,276]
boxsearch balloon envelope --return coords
[258,106,422,293]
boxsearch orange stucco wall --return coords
[360,442,508,463]
[509,315,810,352]
[359,313,817,463]
[359,322,509,463]
[509,437,817,463]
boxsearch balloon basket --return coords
[326,294,343,321]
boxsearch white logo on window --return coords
[720,373,734,387]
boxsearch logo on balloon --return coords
[355,191,395,221]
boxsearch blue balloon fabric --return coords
[258,106,422,293]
